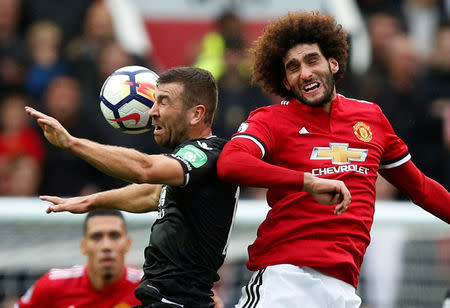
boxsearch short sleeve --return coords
[231,107,273,159]
[18,273,52,308]
[167,140,219,187]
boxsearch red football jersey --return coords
[18,265,143,308]
[232,95,409,288]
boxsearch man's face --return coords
[150,82,191,149]
[283,43,338,107]
[81,216,130,283]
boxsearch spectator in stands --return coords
[191,10,245,80]
[66,1,116,95]
[0,93,44,195]
[374,34,422,149]
[24,20,68,99]
[38,76,114,196]
[17,209,143,307]
[19,0,91,45]
[214,37,272,141]
[410,21,450,190]
[356,11,404,101]
[0,0,27,94]
[402,0,446,58]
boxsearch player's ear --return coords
[125,236,132,253]
[80,237,87,256]
[329,58,339,74]
[283,77,291,91]
[190,104,206,126]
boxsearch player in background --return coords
[17,209,142,308]
[217,11,450,308]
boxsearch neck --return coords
[188,125,213,140]
[323,89,337,113]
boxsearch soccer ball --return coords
[99,65,158,134]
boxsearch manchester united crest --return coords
[353,122,372,142]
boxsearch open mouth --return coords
[153,125,163,133]
[302,82,320,93]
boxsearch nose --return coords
[149,102,158,118]
[300,66,313,81]
[100,236,114,251]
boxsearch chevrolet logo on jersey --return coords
[311,143,368,165]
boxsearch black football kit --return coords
[135,136,239,307]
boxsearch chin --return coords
[102,270,114,281]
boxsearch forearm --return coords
[68,137,154,183]
[90,184,162,213]
[217,139,304,189]
[380,160,450,223]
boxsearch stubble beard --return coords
[293,67,335,108]
[102,271,113,281]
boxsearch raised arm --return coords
[25,106,184,186]
[379,160,450,223]
[41,183,162,214]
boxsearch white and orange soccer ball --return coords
[99,65,158,134]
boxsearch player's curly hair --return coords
[251,11,349,99]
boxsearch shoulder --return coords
[125,266,144,284]
[46,265,85,281]
[171,137,222,171]
[338,94,384,119]
[337,94,382,113]
[175,137,226,156]
[37,265,85,290]
[24,265,85,294]
[248,101,288,119]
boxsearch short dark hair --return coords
[83,209,126,234]
[251,11,349,99]
[157,67,218,125]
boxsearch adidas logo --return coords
[299,127,309,134]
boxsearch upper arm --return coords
[19,274,52,308]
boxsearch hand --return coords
[25,106,73,149]
[40,195,93,214]
[303,173,351,215]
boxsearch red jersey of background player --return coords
[18,265,142,308]
[230,94,409,288]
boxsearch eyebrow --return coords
[285,52,321,69]
[156,94,169,102]
[304,52,321,61]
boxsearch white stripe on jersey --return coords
[338,94,373,104]
[280,100,290,105]
[379,153,411,169]
[126,267,144,283]
[49,265,84,280]
[231,135,266,158]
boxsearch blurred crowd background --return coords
[0,0,449,199]
[0,0,449,307]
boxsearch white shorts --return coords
[235,264,362,308]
